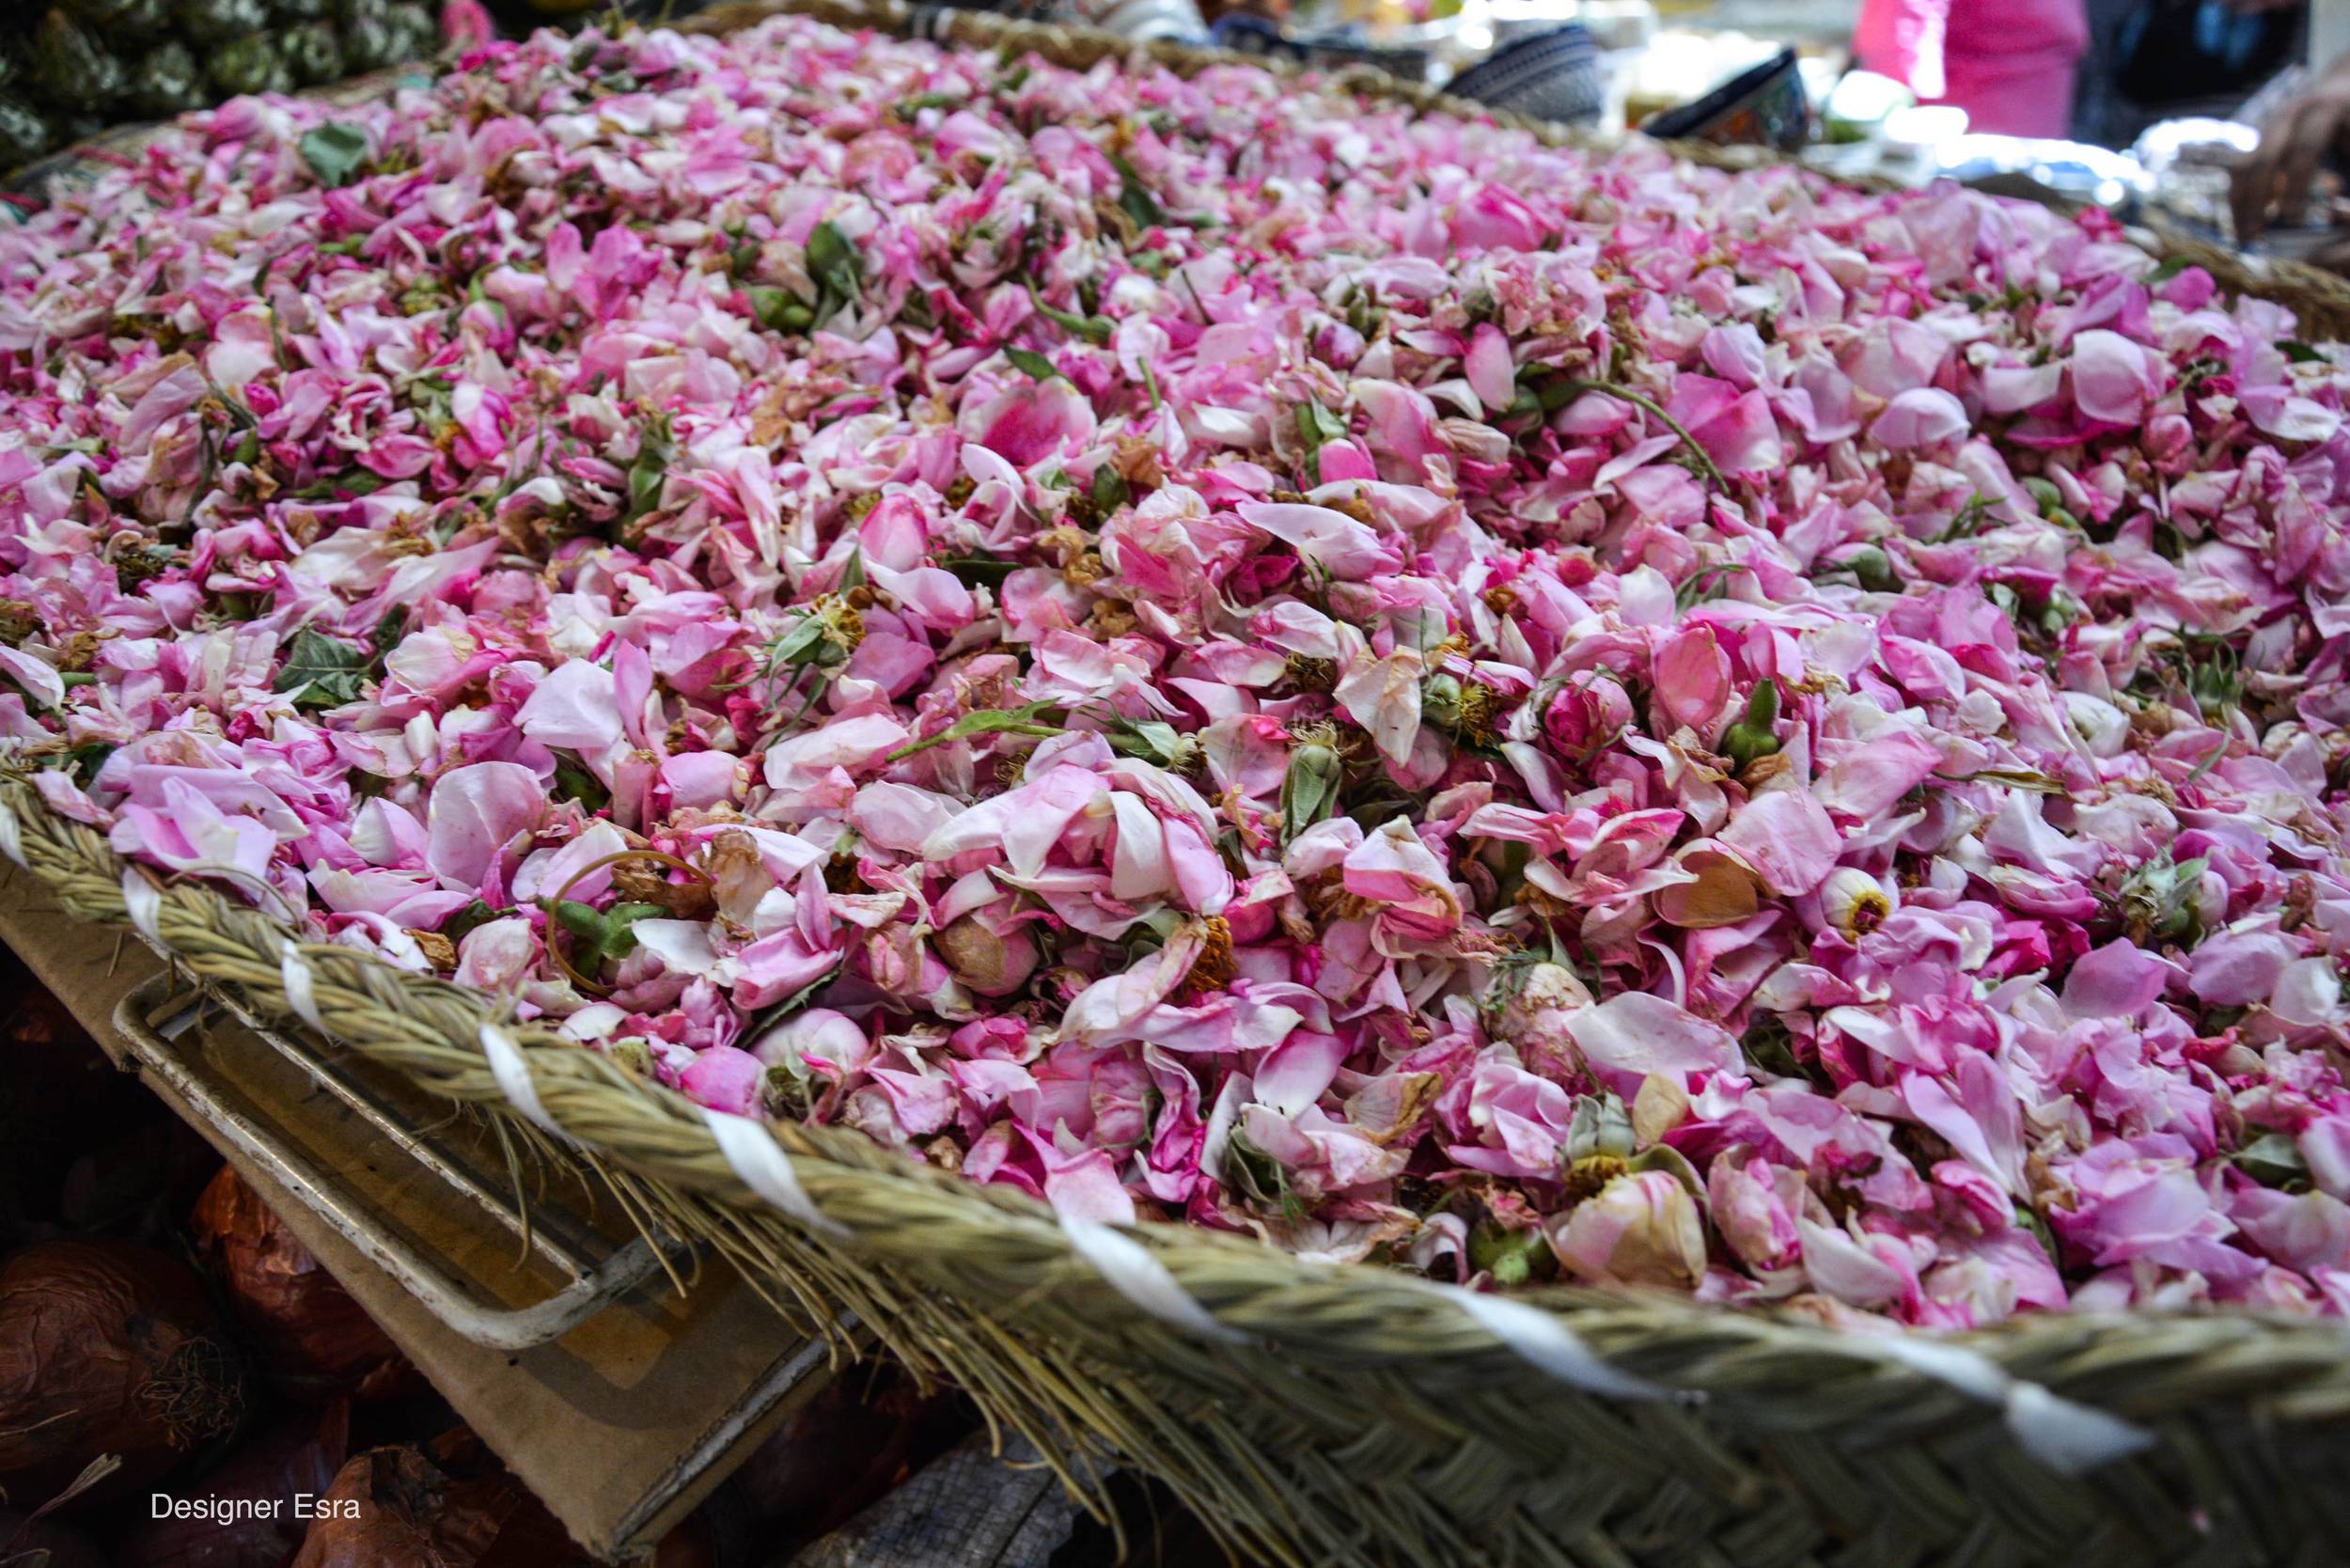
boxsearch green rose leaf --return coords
[1109,151,1166,230]
[806,220,861,302]
[1006,346,1062,384]
[273,626,371,709]
[1294,401,1348,457]
[298,122,370,188]
[1089,464,1129,515]
[550,751,611,811]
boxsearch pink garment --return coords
[1855,0,2090,139]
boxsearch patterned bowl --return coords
[1444,22,1606,128]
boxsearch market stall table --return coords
[0,862,839,1565]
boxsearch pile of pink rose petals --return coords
[6,15,2350,1328]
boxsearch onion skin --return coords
[191,1168,409,1399]
[118,1402,351,1568]
[0,1239,244,1507]
[290,1429,576,1568]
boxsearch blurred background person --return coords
[2076,0,2309,148]
[2230,0,2350,253]
[1854,0,2092,137]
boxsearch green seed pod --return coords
[1564,1093,1636,1165]
[0,95,53,168]
[760,1063,811,1120]
[337,11,394,71]
[128,40,207,116]
[203,32,289,97]
[1279,727,1343,844]
[2116,852,2210,946]
[746,285,822,334]
[30,9,127,113]
[1718,679,1782,772]
[280,19,341,85]
[1466,1223,1553,1287]
[1843,544,1899,594]
[176,0,271,45]
[1420,671,1464,729]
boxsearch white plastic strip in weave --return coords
[1060,1214,1246,1345]
[1449,1287,1666,1403]
[279,941,327,1034]
[478,1021,563,1137]
[121,868,164,947]
[1877,1334,2153,1475]
[701,1106,851,1239]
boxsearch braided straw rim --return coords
[9,6,2350,1561]
[16,774,2350,1562]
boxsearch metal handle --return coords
[113,975,676,1350]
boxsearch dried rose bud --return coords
[1707,1150,1803,1273]
[933,913,1040,997]
[1515,961,1592,1015]
[749,1008,867,1074]
[1563,1092,1635,1165]
[705,830,773,925]
[1819,867,1895,940]
[611,859,717,918]
[1543,675,1633,760]
[1545,1170,1708,1289]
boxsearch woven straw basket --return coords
[9,5,2350,1563]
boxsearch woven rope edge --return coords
[4,769,2340,1448]
[19,770,2350,1566]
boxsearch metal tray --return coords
[114,971,681,1350]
